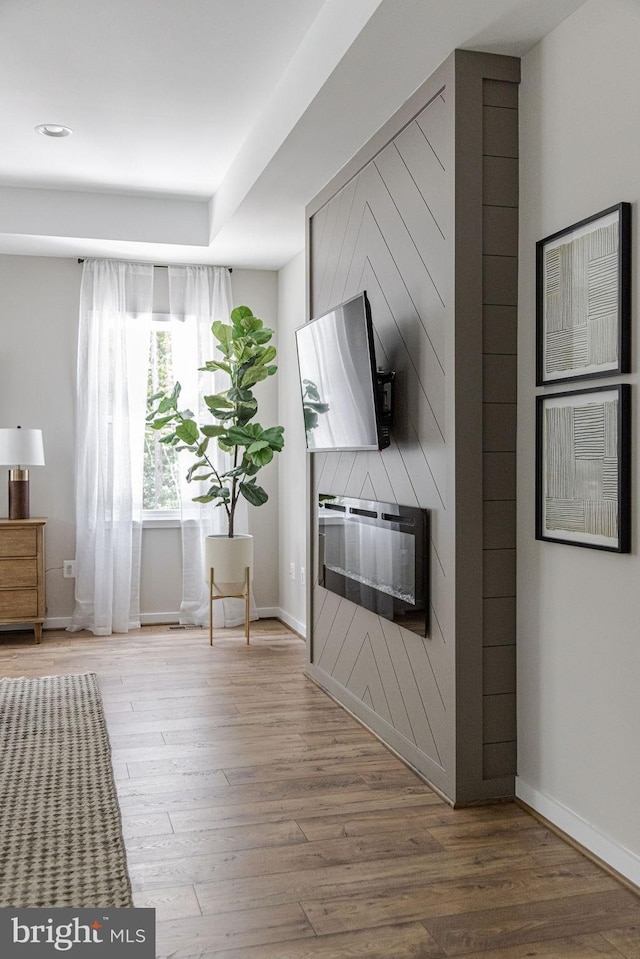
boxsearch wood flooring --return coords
[0,621,638,958]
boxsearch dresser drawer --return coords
[0,559,38,588]
[0,528,37,558]
[0,589,39,619]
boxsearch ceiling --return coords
[0,0,587,270]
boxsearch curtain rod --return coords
[77,258,232,272]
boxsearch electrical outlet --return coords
[289,562,296,580]
[300,566,306,586]
[63,560,76,579]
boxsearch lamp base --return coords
[8,469,30,520]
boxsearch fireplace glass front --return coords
[318,494,429,636]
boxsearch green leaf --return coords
[248,444,273,467]
[247,440,269,455]
[211,321,233,355]
[192,494,216,504]
[228,387,253,402]
[236,400,258,426]
[175,420,199,444]
[261,426,285,450]
[215,409,237,422]
[149,415,176,430]
[200,360,232,376]
[239,481,268,507]
[241,366,270,388]
[196,438,209,457]
[186,459,208,481]
[225,425,257,446]
[204,393,233,412]
[303,380,320,401]
[157,395,176,414]
[230,305,254,324]
[260,345,277,365]
[304,408,318,431]
[200,425,225,438]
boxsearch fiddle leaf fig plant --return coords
[146,305,284,538]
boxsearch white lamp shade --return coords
[0,428,45,466]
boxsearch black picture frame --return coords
[536,384,630,552]
[536,202,631,385]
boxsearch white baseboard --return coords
[257,606,279,619]
[42,610,302,631]
[47,613,186,628]
[516,777,640,888]
[44,617,72,630]
[275,608,306,638]
[43,613,181,630]
[139,612,181,626]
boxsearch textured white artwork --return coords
[541,390,620,547]
[541,209,621,381]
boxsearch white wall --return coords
[0,256,79,625]
[518,0,640,883]
[0,255,280,625]
[276,252,307,635]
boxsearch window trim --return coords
[142,509,181,528]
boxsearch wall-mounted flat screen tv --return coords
[295,291,392,452]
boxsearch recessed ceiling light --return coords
[35,124,73,138]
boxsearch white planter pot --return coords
[204,533,253,595]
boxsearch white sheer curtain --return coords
[69,259,153,635]
[168,265,258,627]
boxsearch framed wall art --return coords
[536,202,631,385]
[536,384,630,552]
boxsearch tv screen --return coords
[295,292,389,452]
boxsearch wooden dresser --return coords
[0,518,46,643]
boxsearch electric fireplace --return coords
[317,494,429,636]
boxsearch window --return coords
[143,318,180,514]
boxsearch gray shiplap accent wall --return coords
[306,51,519,805]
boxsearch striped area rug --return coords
[0,673,133,907]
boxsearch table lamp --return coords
[0,427,45,520]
